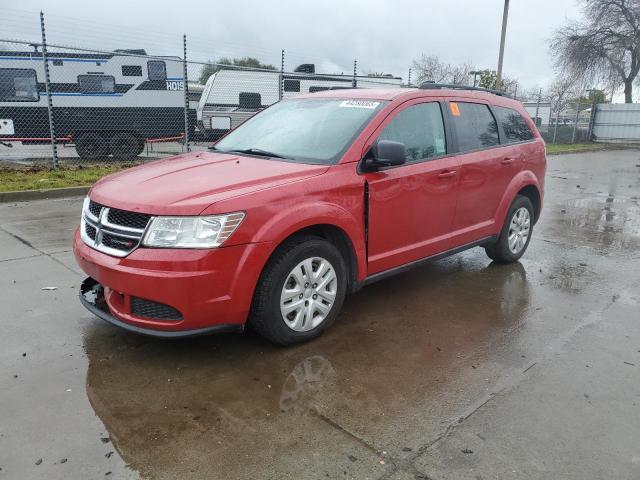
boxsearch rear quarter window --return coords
[494,106,534,143]
[450,102,499,152]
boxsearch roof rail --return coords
[419,82,511,97]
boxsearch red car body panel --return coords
[74,88,546,335]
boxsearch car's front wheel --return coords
[250,236,347,346]
[485,194,534,263]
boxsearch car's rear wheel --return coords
[249,236,347,346]
[485,195,534,263]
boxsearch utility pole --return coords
[280,49,285,100]
[496,0,510,87]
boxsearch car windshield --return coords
[214,98,386,164]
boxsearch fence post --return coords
[571,101,580,144]
[552,109,560,144]
[279,49,285,100]
[352,59,357,88]
[534,88,541,127]
[587,100,597,142]
[39,11,58,168]
[182,34,190,152]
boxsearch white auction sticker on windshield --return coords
[339,100,380,109]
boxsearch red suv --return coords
[75,85,546,345]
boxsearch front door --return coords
[364,101,460,275]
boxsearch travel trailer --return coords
[0,48,194,159]
[197,65,402,138]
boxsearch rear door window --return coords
[0,68,39,101]
[493,106,534,143]
[451,102,499,152]
[378,102,446,162]
[78,75,115,93]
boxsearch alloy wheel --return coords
[280,257,337,332]
[508,207,531,254]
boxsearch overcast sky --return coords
[2,0,581,95]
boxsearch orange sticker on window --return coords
[449,102,460,116]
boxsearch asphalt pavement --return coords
[0,149,639,479]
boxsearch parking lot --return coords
[0,149,639,479]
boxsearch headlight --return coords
[142,212,245,248]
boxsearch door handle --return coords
[501,157,516,165]
[437,170,457,179]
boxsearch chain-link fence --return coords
[545,101,595,144]
[0,11,407,177]
[518,90,598,145]
[1,9,611,188]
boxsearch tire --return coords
[484,195,534,264]
[249,235,348,346]
[75,132,108,160]
[110,132,143,160]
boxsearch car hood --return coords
[89,151,329,215]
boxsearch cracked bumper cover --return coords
[79,277,243,338]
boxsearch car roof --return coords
[294,87,523,109]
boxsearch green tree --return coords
[478,70,499,90]
[478,69,517,94]
[198,57,277,84]
[585,89,607,104]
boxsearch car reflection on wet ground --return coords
[1,149,639,479]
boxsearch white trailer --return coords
[523,102,552,132]
[0,48,194,159]
[197,66,402,137]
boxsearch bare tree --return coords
[544,76,585,114]
[550,0,640,103]
[411,54,473,85]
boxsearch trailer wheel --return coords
[110,133,143,160]
[75,133,108,161]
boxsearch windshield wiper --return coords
[225,148,289,159]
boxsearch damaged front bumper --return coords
[79,277,243,339]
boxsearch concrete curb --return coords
[0,186,90,203]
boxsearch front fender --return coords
[254,201,367,282]
[493,170,542,232]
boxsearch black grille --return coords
[131,297,182,321]
[85,223,97,240]
[88,200,103,218]
[107,208,151,230]
[101,232,138,252]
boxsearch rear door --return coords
[446,100,520,246]
[364,100,460,274]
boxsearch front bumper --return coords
[74,228,274,335]
[80,277,242,338]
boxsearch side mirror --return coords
[366,140,406,171]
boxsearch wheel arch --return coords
[517,184,541,223]
[249,201,367,286]
[494,171,543,231]
[273,224,360,293]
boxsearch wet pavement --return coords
[1,149,639,479]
